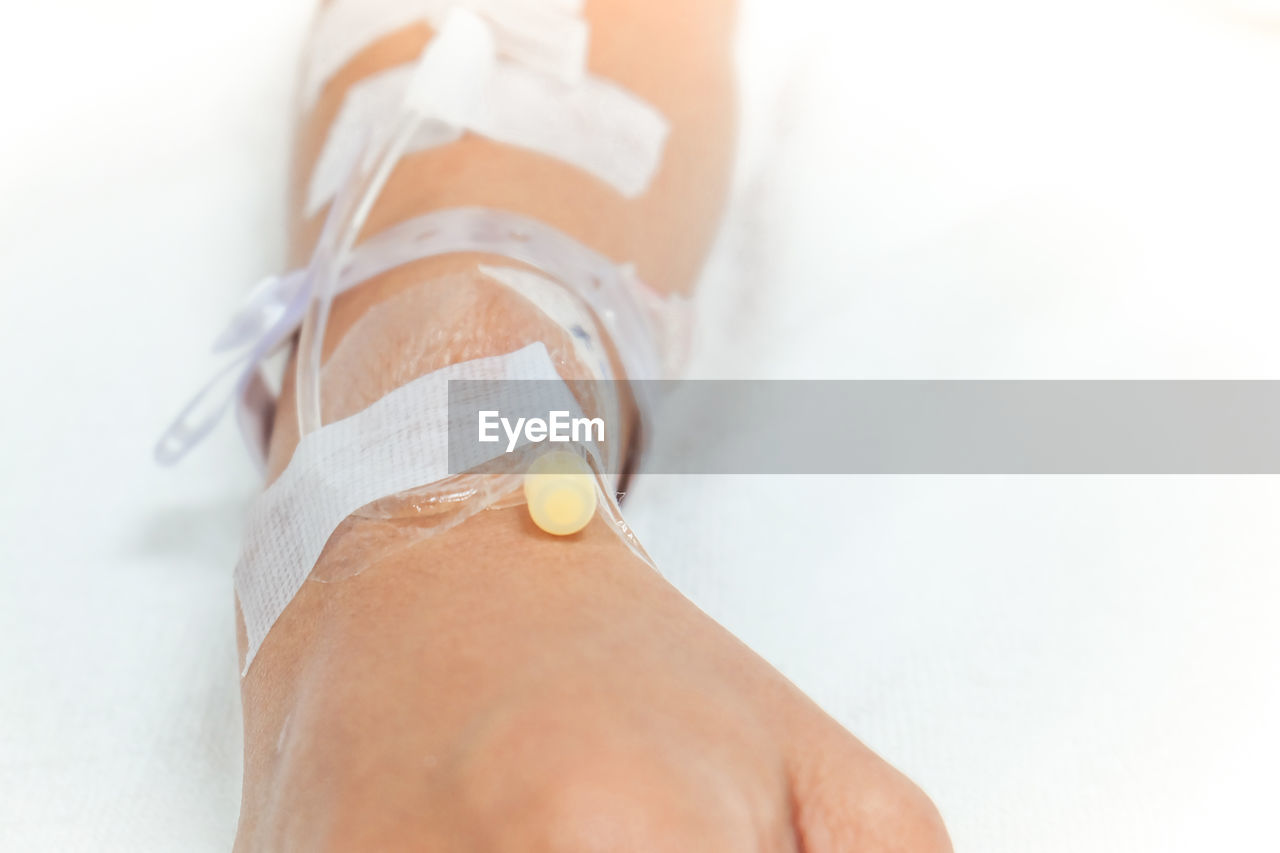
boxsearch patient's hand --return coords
[235,504,951,851]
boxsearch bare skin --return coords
[235,1,952,849]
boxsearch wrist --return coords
[243,499,643,675]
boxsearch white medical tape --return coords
[302,0,588,111]
[466,0,586,83]
[307,57,669,216]
[402,5,496,126]
[235,341,563,674]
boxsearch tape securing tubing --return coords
[155,207,669,470]
[307,58,670,214]
[235,341,565,674]
[302,0,589,110]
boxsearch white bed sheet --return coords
[2,0,1278,849]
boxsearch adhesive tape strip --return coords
[307,58,670,216]
[303,0,588,111]
[236,341,563,674]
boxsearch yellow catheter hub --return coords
[524,450,597,536]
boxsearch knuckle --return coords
[450,706,762,852]
[519,773,675,851]
[795,746,952,853]
[485,760,731,852]
[875,782,952,853]
[451,715,717,851]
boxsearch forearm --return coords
[289,0,736,288]
[263,0,737,478]
[291,0,736,285]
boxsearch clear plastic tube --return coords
[295,114,423,438]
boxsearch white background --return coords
[2,0,1279,849]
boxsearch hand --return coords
[236,503,952,851]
